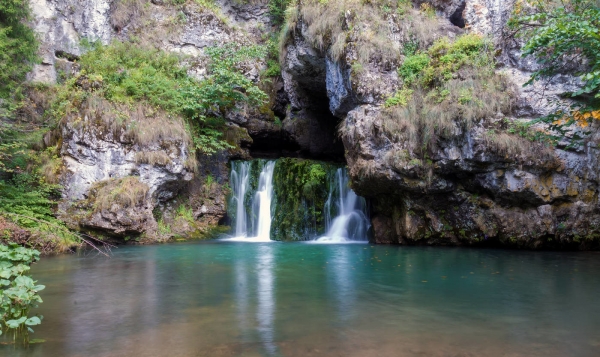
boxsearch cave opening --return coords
[449,0,466,28]
[248,71,345,163]
[55,50,79,62]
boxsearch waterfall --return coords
[228,161,275,242]
[228,160,368,243]
[315,168,369,243]
[253,161,275,241]
[230,161,250,237]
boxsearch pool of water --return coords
[4,242,600,357]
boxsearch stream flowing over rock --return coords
[26,0,600,248]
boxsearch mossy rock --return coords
[271,158,342,241]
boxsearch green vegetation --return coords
[380,34,515,156]
[157,218,172,236]
[385,89,414,108]
[1,9,266,248]
[510,0,599,100]
[361,32,557,179]
[0,22,79,254]
[1,0,40,174]
[398,54,430,86]
[0,0,38,111]
[397,34,494,88]
[509,0,600,142]
[54,41,267,154]
[271,159,339,241]
[0,243,44,345]
[0,161,80,254]
[268,0,291,25]
[176,204,195,224]
[263,35,281,78]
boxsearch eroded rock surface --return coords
[26,0,600,248]
[280,0,600,248]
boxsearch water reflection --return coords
[233,243,278,355]
[256,244,277,355]
[327,246,356,324]
[6,243,600,357]
[234,255,250,343]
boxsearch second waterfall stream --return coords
[227,159,370,242]
[315,168,370,243]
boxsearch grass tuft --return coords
[89,176,150,212]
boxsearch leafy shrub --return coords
[398,54,430,86]
[268,0,291,25]
[510,0,599,100]
[0,0,38,107]
[385,89,414,108]
[508,0,600,142]
[0,168,80,253]
[54,41,268,154]
[0,243,44,345]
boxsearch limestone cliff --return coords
[279,0,600,249]
[27,0,600,248]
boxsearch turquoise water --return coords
[4,242,600,356]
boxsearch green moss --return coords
[271,158,341,241]
[185,224,230,240]
[384,88,413,108]
[397,33,490,90]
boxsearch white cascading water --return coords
[316,168,369,243]
[227,161,275,242]
[230,161,250,237]
[252,161,276,241]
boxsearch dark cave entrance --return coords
[449,0,466,28]
[248,68,345,163]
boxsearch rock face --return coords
[58,113,193,202]
[27,0,346,240]
[26,0,600,248]
[344,103,600,249]
[80,177,156,236]
[29,0,113,83]
[27,0,276,239]
[280,1,600,249]
[280,26,346,159]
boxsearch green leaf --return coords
[25,316,41,326]
[6,316,27,328]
